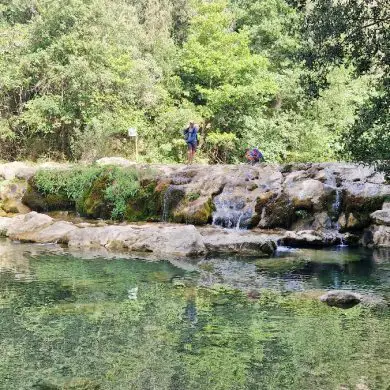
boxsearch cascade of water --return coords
[162,185,174,222]
[338,234,348,248]
[332,189,342,215]
[212,191,251,230]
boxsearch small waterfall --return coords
[162,185,183,222]
[332,189,342,215]
[212,192,252,230]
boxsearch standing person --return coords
[183,121,199,164]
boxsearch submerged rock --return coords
[320,290,362,309]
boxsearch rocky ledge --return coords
[0,212,277,258]
[0,159,390,248]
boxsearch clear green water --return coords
[1,241,390,390]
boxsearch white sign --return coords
[128,127,137,137]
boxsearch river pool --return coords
[0,240,390,390]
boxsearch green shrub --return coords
[104,168,140,219]
[205,132,238,164]
[34,166,141,220]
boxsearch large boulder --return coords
[95,157,136,167]
[198,227,277,256]
[363,225,390,247]
[32,221,78,244]
[371,209,390,226]
[0,162,37,181]
[67,223,207,257]
[0,216,12,236]
[284,176,328,211]
[0,180,31,214]
[280,230,341,248]
[6,212,54,241]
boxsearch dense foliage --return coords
[0,0,387,165]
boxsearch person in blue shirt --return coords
[183,121,199,164]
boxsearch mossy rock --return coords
[173,196,214,225]
[125,182,185,222]
[344,194,384,214]
[263,194,296,229]
[125,181,162,221]
[79,173,112,219]
[22,181,74,212]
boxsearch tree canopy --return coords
[0,0,387,166]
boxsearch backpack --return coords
[184,127,198,143]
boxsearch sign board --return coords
[128,128,137,137]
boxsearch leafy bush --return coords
[35,166,103,201]
[205,132,238,164]
[34,166,141,220]
[104,168,140,219]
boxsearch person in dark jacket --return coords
[183,121,199,164]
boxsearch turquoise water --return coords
[0,240,390,389]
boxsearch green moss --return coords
[173,196,214,225]
[125,181,162,222]
[344,195,384,214]
[188,192,200,201]
[263,194,296,229]
[80,173,112,219]
[25,166,142,220]
[125,182,186,222]
[22,183,49,212]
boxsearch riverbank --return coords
[0,159,390,249]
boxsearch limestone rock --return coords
[67,223,206,257]
[2,199,30,214]
[371,209,390,226]
[173,196,213,225]
[33,221,78,243]
[382,202,390,210]
[0,216,12,236]
[284,177,327,211]
[198,227,277,256]
[0,162,37,180]
[7,212,54,241]
[95,157,136,167]
[281,230,341,248]
[364,225,390,247]
[320,290,362,309]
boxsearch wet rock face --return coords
[280,230,341,248]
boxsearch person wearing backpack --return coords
[183,121,199,164]
[245,147,264,164]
